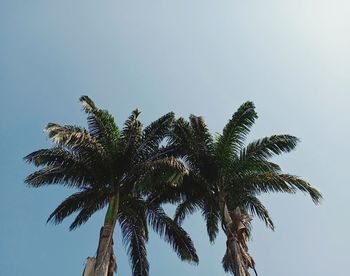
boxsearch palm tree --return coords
[24,96,198,276]
[160,101,322,276]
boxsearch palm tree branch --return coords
[119,211,149,276]
[79,96,120,156]
[146,204,199,263]
[215,101,258,162]
[137,112,175,159]
[237,173,322,203]
[240,195,274,230]
[240,135,299,161]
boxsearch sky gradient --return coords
[1,1,349,275]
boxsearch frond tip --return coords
[79,95,97,113]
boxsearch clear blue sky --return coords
[1,1,349,275]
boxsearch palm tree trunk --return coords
[94,195,119,276]
[223,203,250,276]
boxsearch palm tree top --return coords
[24,96,198,276]
[167,100,321,232]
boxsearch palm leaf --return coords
[119,212,149,276]
[174,199,202,225]
[201,199,220,243]
[241,195,274,230]
[44,123,106,162]
[137,112,175,159]
[79,96,120,155]
[215,101,258,163]
[240,134,299,161]
[24,147,80,167]
[146,204,199,263]
[240,173,322,203]
[46,188,108,230]
[24,166,97,189]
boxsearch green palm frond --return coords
[174,199,202,225]
[215,101,258,163]
[240,135,299,161]
[202,199,220,243]
[135,169,186,200]
[239,173,322,203]
[146,204,199,264]
[79,96,120,155]
[69,197,108,231]
[231,158,281,174]
[189,115,214,156]
[120,109,143,168]
[137,112,175,159]
[168,118,194,162]
[241,195,274,230]
[119,197,149,241]
[24,147,79,167]
[24,166,96,188]
[278,174,322,204]
[46,187,109,231]
[188,115,216,177]
[161,101,321,276]
[139,157,189,176]
[46,190,92,224]
[119,212,149,276]
[146,184,185,206]
[122,109,142,146]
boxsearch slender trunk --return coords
[222,203,249,276]
[94,194,119,276]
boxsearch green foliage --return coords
[24,96,198,276]
[24,98,322,276]
[166,101,322,274]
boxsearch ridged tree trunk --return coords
[223,204,252,276]
[94,195,119,276]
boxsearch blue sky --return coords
[1,0,349,275]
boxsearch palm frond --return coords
[140,157,189,176]
[167,118,194,162]
[231,158,281,175]
[146,204,199,264]
[79,96,120,155]
[129,157,189,197]
[136,169,186,201]
[240,173,322,203]
[215,101,258,162]
[80,95,97,113]
[137,112,175,159]
[174,199,202,225]
[44,123,106,162]
[202,199,220,243]
[46,189,101,225]
[188,115,216,177]
[240,135,299,161]
[45,188,108,230]
[189,115,214,157]
[241,195,274,230]
[121,109,143,164]
[119,197,149,241]
[278,174,322,204]
[69,197,108,230]
[24,166,97,189]
[119,212,149,276]
[24,147,79,167]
